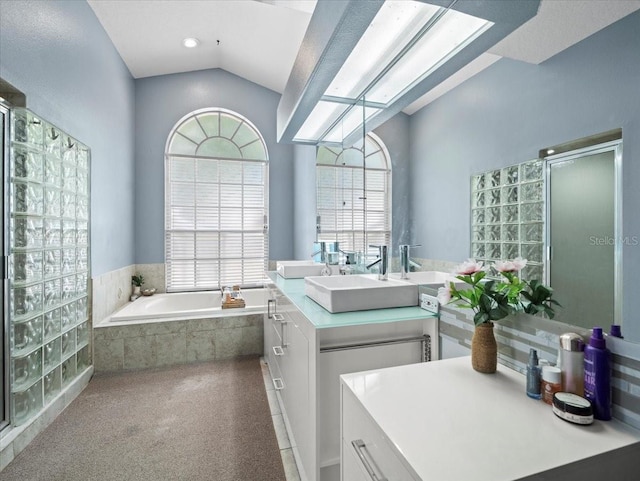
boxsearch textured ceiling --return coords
[89,0,640,113]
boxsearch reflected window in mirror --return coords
[316,133,391,255]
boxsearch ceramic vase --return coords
[471,322,497,373]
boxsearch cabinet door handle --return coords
[273,378,284,390]
[351,439,388,481]
[272,346,285,356]
[272,313,284,322]
[267,298,275,319]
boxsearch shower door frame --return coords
[544,139,623,326]
[1,101,10,432]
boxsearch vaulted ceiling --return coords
[88,0,640,115]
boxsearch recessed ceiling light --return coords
[547,149,555,154]
[182,38,200,48]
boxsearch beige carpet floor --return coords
[2,356,286,480]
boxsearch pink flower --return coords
[454,259,484,276]
[437,285,452,305]
[512,257,527,271]
[494,260,515,272]
[495,257,528,273]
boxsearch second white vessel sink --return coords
[277,260,339,279]
[304,274,418,313]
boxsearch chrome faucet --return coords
[366,244,388,280]
[399,244,422,279]
[311,241,327,264]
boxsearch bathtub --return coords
[109,289,266,323]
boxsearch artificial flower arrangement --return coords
[437,258,559,326]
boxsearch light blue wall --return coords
[293,144,317,259]
[134,68,295,263]
[0,0,136,276]
[409,11,640,340]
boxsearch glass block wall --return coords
[8,108,91,426]
[471,159,545,281]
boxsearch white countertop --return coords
[341,357,640,481]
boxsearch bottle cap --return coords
[541,365,561,384]
[528,348,538,366]
[610,324,623,338]
[589,327,606,349]
[559,333,585,352]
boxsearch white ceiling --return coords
[89,0,640,114]
[87,0,316,93]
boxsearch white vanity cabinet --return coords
[342,387,418,481]
[340,357,640,481]
[263,274,438,481]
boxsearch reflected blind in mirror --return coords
[165,109,269,292]
[316,133,391,254]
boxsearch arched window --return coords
[165,108,268,291]
[316,133,391,254]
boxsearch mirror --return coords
[470,134,628,340]
[314,96,393,268]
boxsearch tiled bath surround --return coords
[93,314,263,371]
[91,263,264,372]
[431,289,640,430]
[91,265,136,324]
[131,263,166,293]
[90,263,166,327]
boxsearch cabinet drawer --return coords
[342,388,418,481]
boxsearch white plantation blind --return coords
[165,108,268,292]
[316,134,391,254]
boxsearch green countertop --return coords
[267,272,437,329]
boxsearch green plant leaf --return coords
[474,311,489,325]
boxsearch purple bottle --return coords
[584,327,612,420]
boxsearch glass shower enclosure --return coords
[6,107,91,427]
[1,101,9,432]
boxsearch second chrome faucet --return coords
[366,244,388,280]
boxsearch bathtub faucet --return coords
[399,244,422,279]
[366,244,388,280]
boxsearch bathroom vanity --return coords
[340,357,640,481]
[263,272,438,481]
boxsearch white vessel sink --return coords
[388,271,467,289]
[277,260,339,279]
[304,274,418,313]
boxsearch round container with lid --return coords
[542,365,562,404]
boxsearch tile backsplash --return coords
[91,265,136,324]
[431,292,640,430]
[133,263,166,293]
[92,264,166,325]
